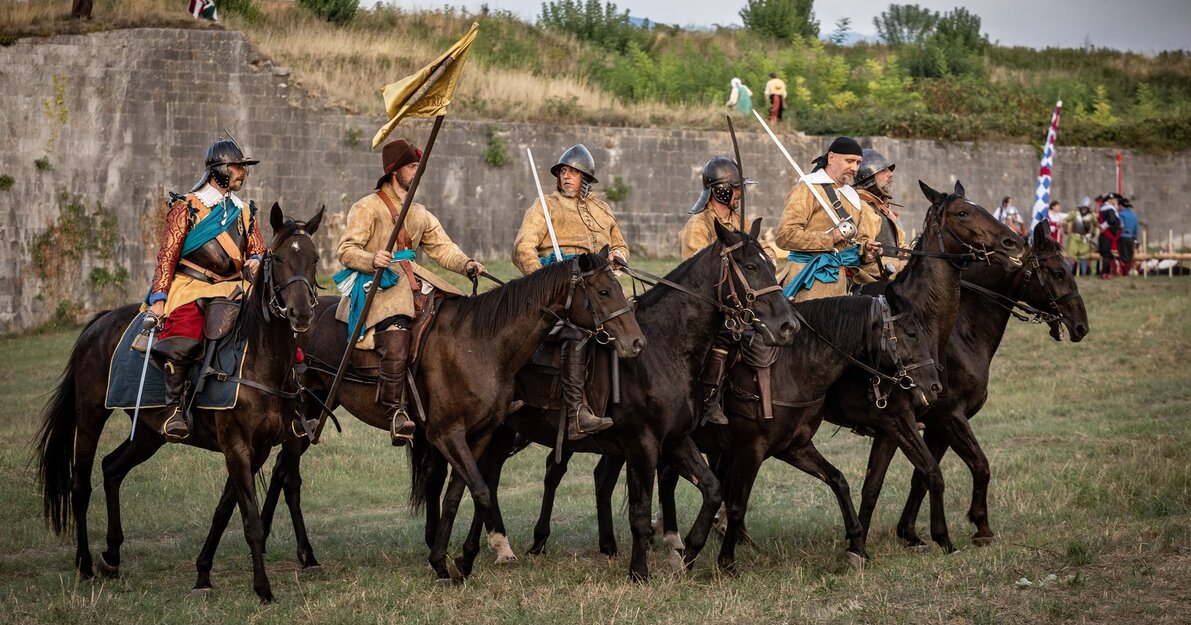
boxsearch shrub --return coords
[0,175,12,191]
[483,125,509,168]
[297,0,358,25]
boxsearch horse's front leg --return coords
[776,441,868,563]
[478,426,517,564]
[528,449,573,555]
[98,427,165,578]
[224,448,274,603]
[594,454,625,557]
[664,436,722,572]
[887,409,955,553]
[623,436,659,582]
[427,428,494,581]
[270,437,320,568]
[195,479,238,592]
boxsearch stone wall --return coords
[2,28,1187,332]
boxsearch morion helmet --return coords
[854,148,894,194]
[191,136,259,192]
[690,156,750,214]
[551,143,598,195]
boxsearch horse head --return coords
[263,202,323,333]
[881,288,943,409]
[919,180,1026,271]
[1024,221,1089,342]
[713,218,798,346]
[570,247,646,358]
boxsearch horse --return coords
[856,219,1089,548]
[518,180,1025,564]
[218,248,645,582]
[470,219,799,581]
[36,203,324,603]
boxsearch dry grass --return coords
[0,0,212,38]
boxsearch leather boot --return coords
[376,327,416,446]
[699,346,731,425]
[561,339,612,440]
[151,336,202,442]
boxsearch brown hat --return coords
[375,139,422,189]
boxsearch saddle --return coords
[516,341,615,415]
[345,287,449,375]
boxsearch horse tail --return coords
[36,310,108,534]
[407,427,431,512]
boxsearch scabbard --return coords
[611,349,620,404]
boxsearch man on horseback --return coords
[335,139,486,445]
[777,136,881,301]
[512,144,628,440]
[145,136,265,441]
[854,148,908,282]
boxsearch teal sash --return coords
[783,245,861,298]
[334,250,416,341]
[539,253,577,266]
[181,199,241,256]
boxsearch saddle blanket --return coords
[105,311,248,410]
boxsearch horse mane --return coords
[792,296,878,357]
[632,244,715,312]
[448,257,581,335]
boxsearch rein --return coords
[886,197,1007,268]
[788,296,936,409]
[541,257,635,347]
[960,249,1081,325]
[621,239,782,341]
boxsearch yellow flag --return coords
[372,22,480,149]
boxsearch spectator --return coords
[71,0,93,19]
[1068,197,1097,275]
[994,196,1027,237]
[1046,199,1067,246]
[764,72,787,124]
[725,77,752,116]
[1118,196,1139,274]
[1098,192,1123,278]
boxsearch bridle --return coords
[622,237,784,341]
[543,256,635,346]
[260,221,319,327]
[789,295,937,409]
[960,247,1082,326]
[887,197,1015,269]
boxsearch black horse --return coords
[856,220,1089,548]
[37,204,323,602]
[465,219,798,581]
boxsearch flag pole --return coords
[315,114,447,444]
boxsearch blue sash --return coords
[783,245,861,298]
[539,253,577,266]
[181,199,241,256]
[334,250,416,341]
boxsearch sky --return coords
[385,0,1191,54]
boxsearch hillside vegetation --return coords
[3,0,1189,152]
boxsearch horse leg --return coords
[656,459,680,545]
[857,434,898,544]
[623,437,659,582]
[276,437,320,567]
[665,437,721,572]
[887,414,956,553]
[429,470,467,581]
[897,427,949,547]
[69,413,107,578]
[594,454,625,557]
[97,426,164,578]
[478,427,517,564]
[194,479,237,592]
[528,449,573,555]
[428,430,493,581]
[776,442,868,564]
[422,445,449,550]
[224,447,274,603]
[940,415,994,544]
[715,447,762,573]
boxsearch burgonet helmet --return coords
[551,144,598,197]
[190,136,259,192]
[690,156,745,214]
[855,148,895,193]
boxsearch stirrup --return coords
[703,401,729,426]
[567,407,612,441]
[390,408,415,446]
[162,407,190,442]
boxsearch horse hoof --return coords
[845,551,866,570]
[494,553,518,565]
[446,557,464,582]
[487,532,518,564]
[667,549,686,575]
[301,564,324,573]
[907,542,932,553]
[972,533,996,546]
[96,554,119,579]
[189,587,214,600]
[662,531,686,552]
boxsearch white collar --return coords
[800,169,862,210]
[193,184,245,210]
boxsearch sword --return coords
[751,108,857,242]
[129,313,158,441]
[527,148,564,262]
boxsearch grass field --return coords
[0,274,1187,624]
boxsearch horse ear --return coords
[953,180,966,197]
[919,180,943,205]
[305,205,325,235]
[1033,219,1049,243]
[270,202,284,233]
[598,244,610,258]
[749,217,762,240]
[713,217,733,244]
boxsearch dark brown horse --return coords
[36,204,324,602]
[855,220,1088,547]
[227,249,645,582]
[469,220,799,581]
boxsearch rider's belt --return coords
[177,260,237,284]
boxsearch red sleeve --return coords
[150,198,192,298]
[247,217,266,259]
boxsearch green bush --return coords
[297,0,358,25]
[34,157,52,171]
[483,125,509,168]
[0,175,12,191]
[604,176,630,202]
[739,0,818,42]
[218,0,264,24]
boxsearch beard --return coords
[878,179,894,197]
[395,170,414,191]
[557,181,579,198]
[840,172,855,186]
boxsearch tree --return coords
[873,4,938,47]
[296,0,357,25]
[739,0,819,43]
[538,0,649,53]
[829,17,852,45]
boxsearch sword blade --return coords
[129,326,156,441]
[751,108,848,231]
[527,148,564,262]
